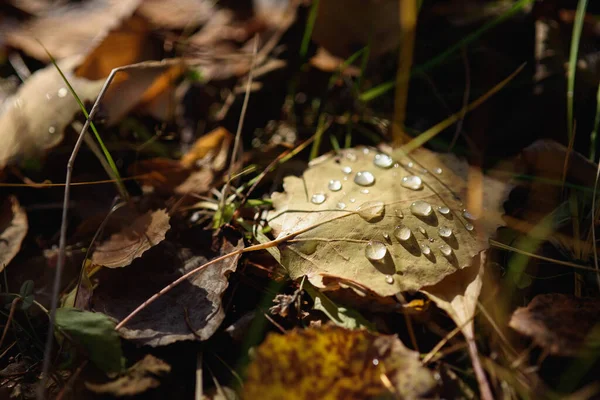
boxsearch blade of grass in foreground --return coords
[360,0,535,102]
[590,82,600,161]
[44,49,128,199]
[567,0,589,142]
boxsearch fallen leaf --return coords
[0,196,28,271]
[85,354,171,396]
[509,293,600,357]
[243,325,437,399]
[92,235,243,346]
[268,146,507,297]
[91,209,171,268]
[130,158,214,195]
[421,253,493,400]
[5,0,141,61]
[55,307,124,373]
[0,56,104,169]
[180,127,232,169]
[137,0,214,29]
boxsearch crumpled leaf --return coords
[0,196,28,271]
[268,146,507,297]
[92,209,171,268]
[5,0,141,61]
[93,236,243,346]
[55,307,124,373]
[243,325,437,399]
[85,354,171,396]
[0,56,104,169]
[421,253,492,400]
[509,293,600,357]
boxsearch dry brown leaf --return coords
[137,0,214,29]
[421,253,492,400]
[0,196,28,271]
[85,354,171,396]
[509,293,600,357]
[91,209,171,268]
[244,325,437,399]
[0,56,104,169]
[180,127,233,169]
[5,0,141,61]
[268,146,508,297]
[93,236,243,346]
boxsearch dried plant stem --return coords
[39,57,192,399]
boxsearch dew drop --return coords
[328,179,342,191]
[439,244,452,257]
[385,275,394,284]
[342,166,352,174]
[421,168,429,174]
[57,87,68,98]
[365,240,387,261]
[360,189,369,194]
[373,153,393,168]
[401,175,423,190]
[407,161,414,168]
[395,209,404,218]
[345,151,357,162]
[418,226,428,237]
[354,171,375,186]
[350,198,356,203]
[433,167,443,174]
[311,193,326,204]
[465,223,474,231]
[394,225,412,242]
[394,163,400,168]
[362,147,370,154]
[336,202,346,210]
[429,238,435,242]
[420,244,431,255]
[438,226,453,238]
[48,126,56,134]
[383,233,390,241]
[438,206,450,215]
[410,200,433,217]
[357,201,385,221]
[372,358,380,366]
[45,92,53,100]
[463,209,476,220]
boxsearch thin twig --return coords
[0,298,21,350]
[219,36,259,226]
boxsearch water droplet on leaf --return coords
[420,244,431,255]
[394,225,412,242]
[437,206,450,215]
[350,198,356,203]
[463,209,476,220]
[356,201,385,221]
[311,193,326,204]
[342,166,352,174]
[373,153,393,168]
[438,226,452,238]
[336,202,346,210]
[433,167,442,174]
[401,175,423,190]
[465,223,474,231]
[354,171,375,186]
[48,126,56,134]
[411,201,432,217]
[360,189,369,194]
[385,275,394,284]
[439,244,452,257]
[365,240,387,261]
[57,87,68,98]
[395,209,404,218]
[328,180,342,191]
[418,226,428,237]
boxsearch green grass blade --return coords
[359,0,535,102]
[567,0,589,142]
[300,0,320,59]
[44,49,128,198]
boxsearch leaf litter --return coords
[3,1,600,399]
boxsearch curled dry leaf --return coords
[5,0,141,61]
[244,325,437,399]
[509,293,600,357]
[0,196,28,271]
[85,354,171,396]
[268,146,508,297]
[92,209,171,268]
[0,56,104,169]
[421,253,492,400]
[93,236,243,346]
